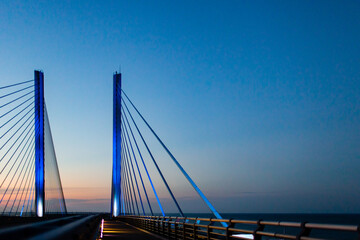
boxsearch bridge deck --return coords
[100,220,162,240]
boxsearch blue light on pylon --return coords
[35,70,45,217]
[111,72,121,217]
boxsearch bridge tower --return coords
[35,70,45,217]
[111,72,122,217]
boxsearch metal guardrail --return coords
[0,215,79,236]
[119,215,360,240]
[0,215,100,240]
[28,215,97,240]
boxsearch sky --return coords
[0,0,360,214]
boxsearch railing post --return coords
[207,218,212,240]
[149,217,151,231]
[296,222,311,240]
[175,217,178,239]
[151,217,153,232]
[156,216,158,232]
[35,70,45,217]
[111,72,122,217]
[168,217,171,239]
[183,217,187,240]
[225,219,234,240]
[153,217,155,232]
[193,217,198,240]
[162,216,166,237]
[254,219,264,240]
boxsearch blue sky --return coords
[0,0,359,213]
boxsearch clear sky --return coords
[0,0,359,213]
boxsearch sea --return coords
[181,213,360,239]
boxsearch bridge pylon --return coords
[34,70,45,217]
[111,72,122,217]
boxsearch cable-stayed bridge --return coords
[0,71,359,240]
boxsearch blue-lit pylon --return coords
[111,72,121,217]
[35,70,45,217]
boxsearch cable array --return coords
[0,80,35,216]
[44,105,67,214]
[118,90,224,223]
[0,78,67,216]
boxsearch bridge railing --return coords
[120,215,360,240]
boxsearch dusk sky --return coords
[0,1,359,213]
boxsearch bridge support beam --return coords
[111,72,122,217]
[35,70,45,217]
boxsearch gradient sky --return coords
[0,0,360,213]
